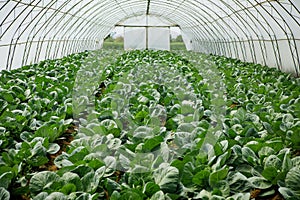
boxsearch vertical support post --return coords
[146,0,150,50]
[146,14,149,50]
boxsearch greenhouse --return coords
[0,0,300,199]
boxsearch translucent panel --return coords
[148,27,170,50]
[124,27,146,50]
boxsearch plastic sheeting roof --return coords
[0,0,300,76]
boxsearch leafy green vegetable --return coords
[1,50,299,199]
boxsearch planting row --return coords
[0,50,299,200]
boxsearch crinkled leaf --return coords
[120,189,145,200]
[242,146,258,165]
[60,172,82,191]
[33,192,48,200]
[44,192,67,200]
[29,171,60,195]
[278,187,299,200]
[81,171,101,193]
[264,155,282,169]
[282,150,292,172]
[150,191,165,200]
[144,182,160,197]
[0,172,13,189]
[226,193,251,200]
[0,187,10,200]
[285,166,300,196]
[248,176,272,189]
[192,168,210,187]
[227,172,251,193]
[154,163,179,193]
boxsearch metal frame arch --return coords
[6,0,44,70]
[269,0,300,76]
[34,1,139,60]
[253,0,299,75]
[217,0,268,66]
[37,0,99,59]
[232,0,282,69]
[148,1,239,54]
[177,0,247,59]
[39,0,106,60]
[17,0,61,65]
[0,1,23,39]
[188,0,250,60]
[22,0,75,65]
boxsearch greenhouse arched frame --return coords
[0,0,300,76]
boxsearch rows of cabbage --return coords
[29,51,300,199]
[0,50,123,199]
[0,49,300,200]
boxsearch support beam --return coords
[115,25,179,28]
[146,0,150,15]
[145,1,151,49]
[146,14,149,50]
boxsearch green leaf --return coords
[143,135,163,152]
[261,167,279,183]
[144,182,160,197]
[0,100,8,113]
[181,162,196,187]
[35,125,59,142]
[227,172,251,193]
[1,91,14,103]
[0,187,10,200]
[242,146,258,165]
[248,177,272,189]
[105,178,120,196]
[278,187,299,200]
[209,166,229,187]
[0,172,13,189]
[47,143,60,154]
[192,168,210,187]
[120,189,145,200]
[110,191,121,200]
[81,171,100,193]
[154,163,179,193]
[214,180,230,197]
[60,172,82,191]
[150,191,165,200]
[44,192,67,200]
[60,183,76,195]
[29,171,60,196]
[285,166,300,196]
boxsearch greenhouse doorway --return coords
[117,15,178,50]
